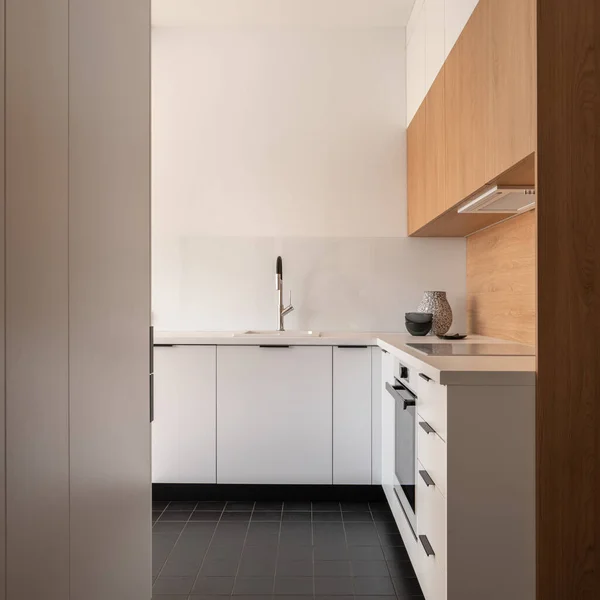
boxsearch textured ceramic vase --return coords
[417,291,453,336]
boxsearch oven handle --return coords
[385,381,416,410]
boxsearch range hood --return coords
[458,185,536,214]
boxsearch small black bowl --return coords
[405,312,433,324]
[405,320,433,336]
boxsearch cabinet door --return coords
[444,0,490,209]
[425,66,447,224]
[407,101,427,235]
[333,347,372,484]
[487,0,536,178]
[381,351,396,489]
[152,346,217,483]
[217,346,333,484]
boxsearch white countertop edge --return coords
[154,330,536,384]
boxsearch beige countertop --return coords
[154,330,536,386]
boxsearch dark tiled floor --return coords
[152,500,423,600]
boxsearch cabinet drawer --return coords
[417,421,447,498]
[416,461,447,600]
[417,375,447,441]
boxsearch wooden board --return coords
[467,210,536,345]
[536,0,600,598]
[407,100,427,235]
[487,0,536,179]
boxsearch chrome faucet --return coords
[275,256,294,331]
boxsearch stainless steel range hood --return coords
[458,185,536,214]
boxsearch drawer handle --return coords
[419,470,435,487]
[259,345,291,348]
[419,535,436,557]
[419,421,436,435]
[419,373,432,382]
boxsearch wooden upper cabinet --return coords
[444,0,491,211]
[486,0,536,177]
[407,100,427,235]
[425,67,446,224]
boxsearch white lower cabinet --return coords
[216,346,333,484]
[333,346,372,484]
[152,345,217,483]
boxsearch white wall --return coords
[406,0,479,123]
[152,25,467,333]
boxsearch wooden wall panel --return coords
[467,210,536,345]
[407,101,427,234]
[537,0,600,598]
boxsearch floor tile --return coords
[152,576,195,595]
[195,501,227,511]
[192,576,235,595]
[233,577,275,595]
[371,511,394,523]
[312,502,341,512]
[351,561,389,577]
[255,501,283,511]
[166,501,198,511]
[204,544,244,561]
[313,545,349,561]
[277,545,314,562]
[312,523,345,546]
[342,512,373,522]
[153,522,187,534]
[276,559,313,577]
[314,561,352,577]
[279,523,312,545]
[283,501,311,511]
[226,501,256,511]
[314,596,354,600]
[347,546,385,561]
[382,545,410,562]
[282,512,311,522]
[393,576,423,598]
[152,595,190,600]
[353,576,396,596]
[238,554,278,577]
[221,511,252,522]
[312,512,342,522]
[341,502,370,511]
[314,577,354,596]
[159,511,192,522]
[252,511,283,522]
[385,559,417,579]
[344,524,380,546]
[200,558,241,577]
[190,511,223,522]
[274,577,314,596]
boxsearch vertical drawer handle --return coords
[419,470,435,487]
[419,373,432,382]
[419,421,436,435]
[419,535,435,557]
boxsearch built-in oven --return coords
[385,359,417,536]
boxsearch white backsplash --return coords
[152,235,467,333]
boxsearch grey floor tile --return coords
[342,512,373,523]
[277,545,314,562]
[192,576,236,595]
[200,558,241,577]
[153,521,187,534]
[314,561,352,577]
[152,576,195,595]
[312,502,341,512]
[392,576,424,598]
[221,511,252,522]
[341,502,370,511]
[313,545,349,561]
[274,577,314,596]
[190,511,223,522]
[252,511,283,522]
[159,511,192,522]
[233,577,275,595]
[283,501,311,511]
[382,545,410,562]
[314,577,354,596]
[255,501,283,511]
[347,546,385,561]
[167,501,198,511]
[238,554,278,577]
[353,576,396,596]
[276,559,313,577]
[195,501,227,511]
[344,524,380,546]
[226,501,256,511]
[282,512,311,522]
[312,512,342,523]
[351,561,389,577]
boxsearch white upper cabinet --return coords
[445,0,480,56]
[216,346,333,484]
[407,2,427,124]
[406,0,480,125]
[152,345,217,483]
[425,0,446,91]
[333,347,372,484]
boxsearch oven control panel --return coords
[394,358,417,394]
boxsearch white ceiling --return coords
[152,0,417,28]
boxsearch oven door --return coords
[386,378,417,535]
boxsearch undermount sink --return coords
[234,330,321,338]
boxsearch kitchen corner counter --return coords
[154,330,536,386]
